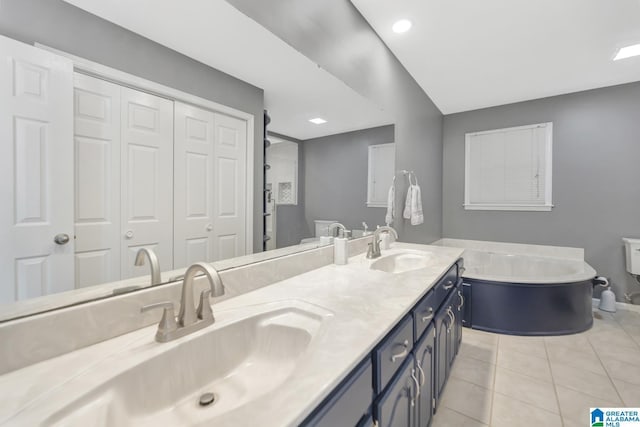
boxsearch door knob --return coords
[125,230,134,239]
[54,233,70,245]
[205,224,213,232]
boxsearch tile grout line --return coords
[488,334,499,426]
[544,336,565,427]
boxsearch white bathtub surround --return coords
[434,238,596,284]
[0,243,463,426]
[0,237,372,374]
[434,238,584,260]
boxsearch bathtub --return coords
[435,239,597,336]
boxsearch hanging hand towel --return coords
[410,181,424,225]
[403,175,413,220]
[384,177,395,225]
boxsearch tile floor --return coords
[432,308,640,426]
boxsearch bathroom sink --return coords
[370,251,433,274]
[18,301,331,427]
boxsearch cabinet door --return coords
[454,281,464,354]
[414,324,435,427]
[434,305,451,409]
[302,359,372,427]
[374,356,417,427]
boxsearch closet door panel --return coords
[173,102,215,268]
[0,36,74,303]
[73,73,121,288]
[213,113,247,261]
[120,87,173,278]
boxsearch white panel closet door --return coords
[73,73,121,288]
[173,102,215,269]
[213,113,247,260]
[0,36,74,303]
[120,87,174,278]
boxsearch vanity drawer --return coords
[302,358,373,427]
[434,263,458,304]
[373,314,414,393]
[413,288,439,342]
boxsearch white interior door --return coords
[213,113,247,260]
[73,73,121,288]
[120,87,174,279]
[173,102,215,268]
[0,36,74,303]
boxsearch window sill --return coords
[463,204,553,212]
[366,202,387,208]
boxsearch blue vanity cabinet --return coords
[301,358,373,427]
[373,355,418,427]
[414,324,435,427]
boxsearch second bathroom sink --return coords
[370,250,433,274]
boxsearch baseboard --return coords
[592,297,640,314]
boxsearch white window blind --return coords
[367,143,395,207]
[464,123,553,211]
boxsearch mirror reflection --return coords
[0,0,393,320]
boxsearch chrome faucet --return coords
[135,248,161,286]
[367,226,399,259]
[141,262,225,343]
[328,222,347,238]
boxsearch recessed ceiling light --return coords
[392,19,412,34]
[309,117,327,124]
[614,43,640,61]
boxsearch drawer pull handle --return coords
[416,360,426,386]
[446,307,454,333]
[444,280,454,290]
[421,307,434,322]
[391,340,409,362]
[411,368,421,403]
[457,290,464,310]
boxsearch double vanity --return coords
[0,240,464,427]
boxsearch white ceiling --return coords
[62,0,392,140]
[351,0,640,114]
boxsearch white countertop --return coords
[0,242,463,427]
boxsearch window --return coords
[464,122,553,211]
[367,143,396,207]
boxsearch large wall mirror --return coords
[0,0,394,321]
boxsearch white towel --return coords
[410,183,424,225]
[403,173,424,225]
[385,178,395,225]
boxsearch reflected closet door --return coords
[173,102,215,268]
[120,87,174,279]
[0,35,74,303]
[73,73,121,288]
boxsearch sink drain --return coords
[199,392,216,407]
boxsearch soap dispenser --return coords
[328,223,349,265]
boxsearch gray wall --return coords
[443,81,640,301]
[267,133,309,248]
[302,125,394,233]
[227,0,444,244]
[0,0,265,252]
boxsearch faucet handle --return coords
[141,301,178,339]
[197,289,214,321]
